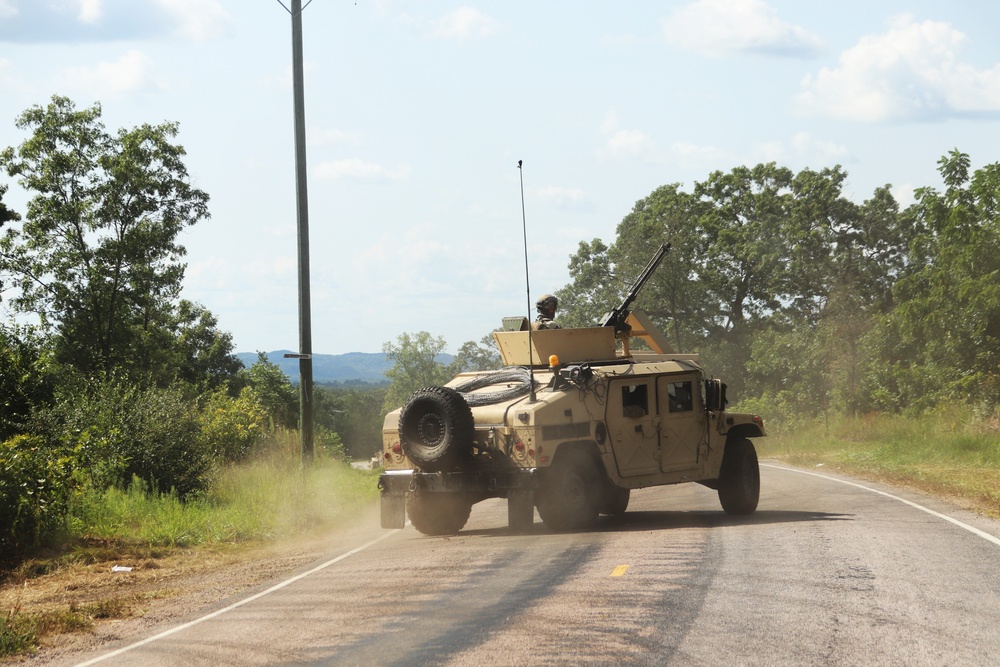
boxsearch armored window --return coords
[668,381,693,412]
[621,384,648,418]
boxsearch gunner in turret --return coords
[534,294,561,330]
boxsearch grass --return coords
[72,457,378,548]
[2,438,380,658]
[756,408,1000,518]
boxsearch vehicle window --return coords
[621,384,648,418]
[668,381,693,412]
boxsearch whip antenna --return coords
[517,160,537,402]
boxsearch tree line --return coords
[555,154,1000,422]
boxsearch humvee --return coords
[378,245,765,534]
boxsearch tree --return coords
[608,184,713,352]
[0,182,18,229]
[168,300,244,394]
[453,334,501,372]
[865,151,1000,410]
[0,182,19,297]
[382,332,455,411]
[314,385,387,460]
[556,238,618,328]
[0,324,53,440]
[0,96,210,379]
[240,352,298,428]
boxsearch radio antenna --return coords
[518,160,537,402]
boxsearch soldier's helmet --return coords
[536,294,558,311]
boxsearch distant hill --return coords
[236,350,454,385]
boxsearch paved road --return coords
[68,464,1000,666]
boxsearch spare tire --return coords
[398,386,475,472]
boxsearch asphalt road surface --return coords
[66,463,1000,666]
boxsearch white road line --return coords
[761,463,1000,548]
[74,528,402,667]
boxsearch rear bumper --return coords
[378,468,537,497]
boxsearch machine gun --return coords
[600,242,671,334]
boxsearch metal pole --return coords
[291,0,314,465]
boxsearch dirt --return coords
[1,506,383,665]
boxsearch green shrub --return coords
[198,386,267,462]
[0,435,75,561]
[315,424,347,462]
[39,379,211,498]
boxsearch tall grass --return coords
[756,407,1000,517]
[72,431,379,549]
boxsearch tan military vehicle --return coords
[378,245,765,534]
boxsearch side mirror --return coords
[704,379,728,411]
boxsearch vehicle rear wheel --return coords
[398,386,474,472]
[718,437,760,515]
[536,453,601,531]
[406,492,473,535]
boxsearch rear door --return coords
[608,378,659,476]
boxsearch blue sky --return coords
[2,1,1000,355]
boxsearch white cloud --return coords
[662,0,823,58]
[790,132,850,161]
[75,0,101,24]
[153,0,231,41]
[597,111,655,160]
[315,158,410,181]
[891,183,916,208]
[55,49,162,95]
[427,7,500,40]
[537,186,596,212]
[797,14,1000,123]
[0,0,16,20]
[751,132,850,166]
[606,129,653,157]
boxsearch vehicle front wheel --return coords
[406,492,473,535]
[717,437,760,515]
[536,453,601,531]
[602,486,630,516]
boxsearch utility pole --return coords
[280,0,314,465]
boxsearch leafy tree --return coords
[382,331,455,410]
[169,300,244,394]
[556,163,903,403]
[0,181,18,229]
[0,324,54,440]
[240,352,298,428]
[557,238,618,328]
[865,151,1000,411]
[315,385,387,460]
[453,334,501,372]
[610,184,713,352]
[0,96,210,380]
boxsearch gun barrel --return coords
[601,242,671,328]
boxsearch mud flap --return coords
[380,492,406,529]
[507,490,534,533]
